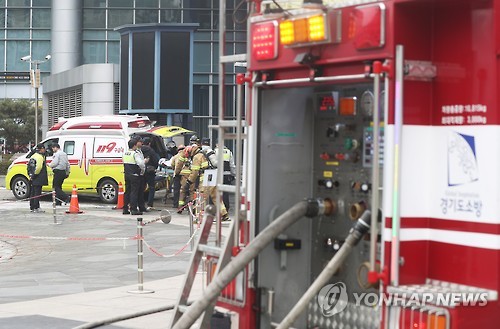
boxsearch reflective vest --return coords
[222,147,232,173]
[123,149,140,175]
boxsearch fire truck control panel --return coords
[171,1,500,328]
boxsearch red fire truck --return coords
[171,0,500,328]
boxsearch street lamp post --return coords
[21,54,51,145]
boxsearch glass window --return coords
[193,85,209,116]
[32,40,51,71]
[0,0,5,7]
[185,0,211,9]
[83,41,106,64]
[107,31,120,40]
[212,45,218,72]
[0,41,5,71]
[64,141,75,155]
[32,0,51,6]
[160,9,181,23]
[7,9,29,28]
[83,9,106,28]
[83,0,106,7]
[225,14,235,30]
[193,74,209,84]
[0,9,5,28]
[235,31,246,41]
[194,31,211,41]
[108,9,133,28]
[193,43,211,73]
[7,29,29,39]
[83,30,106,40]
[107,41,119,64]
[161,0,182,9]
[32,30,50,39]
[184,9,212,29]
[38,60,51,72]
[233,12,246,31]
[32,8,51,28]
[235,42,246,55]
[135,9,158,24]
[109,0,133,7]
[6,40,29,71]
[137,0,158,8]
[8,0,29,6]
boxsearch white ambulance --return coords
[6,115,191,204]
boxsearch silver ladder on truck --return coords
[169,0,249,327]
[169,206,238,328]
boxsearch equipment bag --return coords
[27,157,37,177]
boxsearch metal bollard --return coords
[51,189,61,225]
[128,217,154,294]
[188,203,195,251]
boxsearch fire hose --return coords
[72,304,177,329]
[276,210,372,329]
[172,198,336,329]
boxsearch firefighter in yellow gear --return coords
[171,144,185,208]
[188,143,229,220]
[176,145,193,213]
[177,135,202,213]
[202,138,229,221]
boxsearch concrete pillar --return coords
[51,0,82,74]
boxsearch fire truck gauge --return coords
[361,90,375,116]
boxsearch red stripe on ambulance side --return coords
[89,158,123,164]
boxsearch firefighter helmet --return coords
[189,135,200,145]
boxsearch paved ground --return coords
[0,184,231,329]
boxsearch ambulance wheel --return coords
[98,179,118,204]
[11,176,30,200]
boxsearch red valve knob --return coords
[335,153,345,160]
[320,153,330,160]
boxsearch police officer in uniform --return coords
[29,143,48,213]
[122,139,146,215]
[141,137,160,210]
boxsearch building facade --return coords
[0,0,247,139]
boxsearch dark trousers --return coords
[172,175,181,208]
[29,184,42,210]
[145,173,156,207]
[52,169,68,204]
[222,175,232,211]
[124,174,140,211]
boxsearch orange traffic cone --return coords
[66,184,83,214]
[113,182,124,210]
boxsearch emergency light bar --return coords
[280,13,329,47]
[251,11,329,61]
